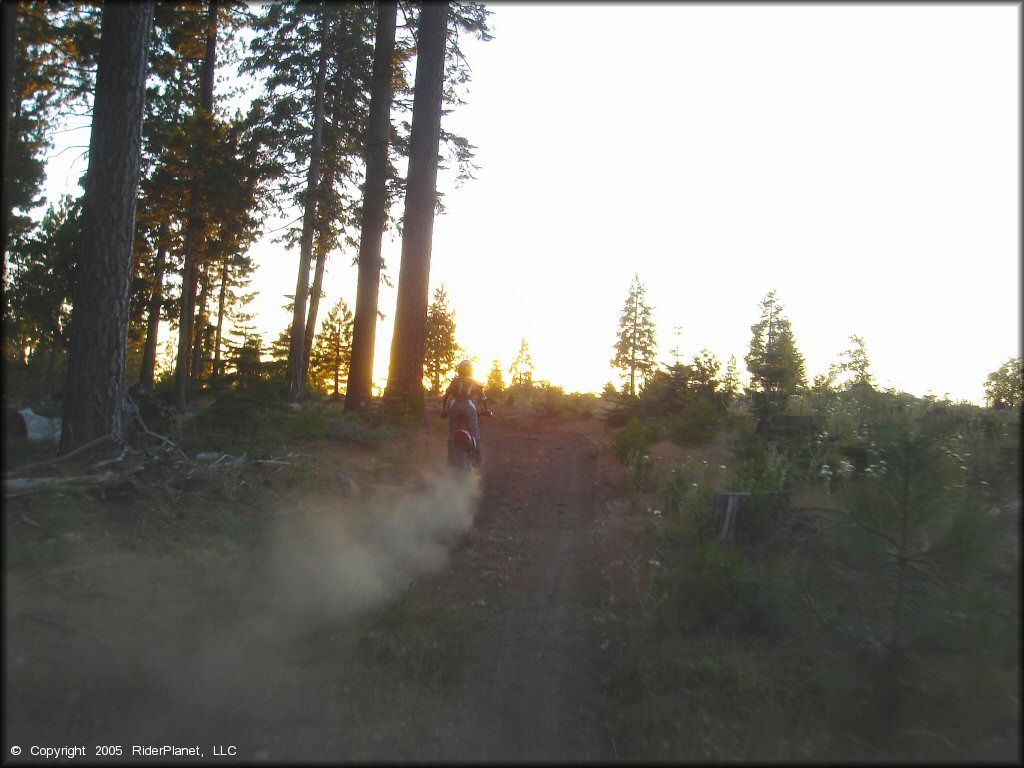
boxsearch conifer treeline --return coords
[2,1,492,446]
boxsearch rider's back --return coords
[446,374,482,403]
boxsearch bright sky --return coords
[43,3,1020,403]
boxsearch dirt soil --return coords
[5,413,641,762]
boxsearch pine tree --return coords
[723,354,741,406]
[611,273,657,398]
[59,1,152,452]
[310,298,353,398]
[802,418,1004,742]
[346,0,399,413]
[283,4,330,403]
[224,324,265,383]
[384,1,450,411]
[348,2,491,412]
[173,0,220,411]
[244,2,376,403]
[486,359,505,397]
[509,338,534,387]
[3,2,100,265]
[2,194,79,393]
[422,285,460,394]
[744,290,806,417]
[266,326,291,382]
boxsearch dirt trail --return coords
[429,415,613,760]
[5,413,630,761]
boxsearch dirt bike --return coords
[442,407,492,475]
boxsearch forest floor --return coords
[4,411,644,761]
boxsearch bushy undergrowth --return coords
[494,381,598,420]
[609,388,1020,761]
[172,381,395,456]
[611,416,661,463]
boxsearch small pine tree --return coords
[509,337,534,387]
[224,328,266,383]
[266,327,291,382]
[310,299,353,397]
[423,285,461,395]
[838,334,874,390]
[745,290,806,417]
[611,273,657,398]
[722,354,741,406]
[486,359,505,396]
[801,418,1005,743]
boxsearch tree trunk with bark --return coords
[285,7,329,403]
[138,226,167,388]
[384,1,448,412]
[302,156,336,381]
[212,255,229,380]
[1,0,18,265]
[173,0,217,412]
[189,263,210,384]
[139,84,183,389]
[302,225,330,381]
[345,0,397,412]
[59,2,153,453]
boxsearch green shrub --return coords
[205,378,285,433]
[666,396,721,445]
[654,539,773,635]
[625,449,655,495]
[736,441,792,493]
[662,470,712,536]
[612,416,661,463]
[535,385,596,418]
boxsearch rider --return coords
[440,359,491,467]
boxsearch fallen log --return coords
[3,470,135,499]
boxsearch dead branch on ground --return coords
[3,435,114,478]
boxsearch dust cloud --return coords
[7,472,483,748]
[265,472,483,624]
[150,471,485,730]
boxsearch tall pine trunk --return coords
[384,1,448,411]
[345,0,397,412]
[212,255,229,379]
[174,0,217,411]
[59,2,152,453]
[189,263,210,384]
[1,0,18,265]
[302,161,336,381]
[138,227,167,387]
[285,6,329,403]
[302,227,330,381]
[333,331,341,397]
[139,85,183,389]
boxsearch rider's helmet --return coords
[457,359,473,377]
